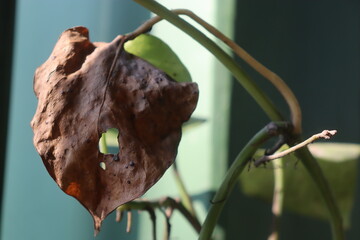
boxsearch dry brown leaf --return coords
[31,26,198,231]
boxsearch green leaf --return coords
[124,34,192,83]
[239,143,360,228]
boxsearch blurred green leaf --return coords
[99,128,119,152]
[124,34,192,83]
[239,143,360,228]
[103,128,119,147]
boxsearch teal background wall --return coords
[1,1,149,239]
[1,0,234,240]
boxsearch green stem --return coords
[268,158,284,240]
[132,1,344,239]
[295,147,344,240]
[198,122,289,240]
[133,0,282,122]
[172,162,198,218]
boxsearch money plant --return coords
[32,1,360,240]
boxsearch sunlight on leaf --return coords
[98,128,119,154]
[100,128,119,149]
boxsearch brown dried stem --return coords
[116,209,123,222]
[268,158,284,240]
[126,211,132,233]
[254,130,337,167]
[146,207,157,240]
[172,161,198,218]
[126,9,302,134]
[116,197,201,236]
[161,208,172,240]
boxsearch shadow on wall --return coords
[227,1,359,240]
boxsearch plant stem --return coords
[132,1,344,239]
[268,158,284,240]
[255,130,337,166]
[295,147,344,240]
[118,197,202,234]
[126,211,132,233]
[172,161,198,218]
[133,0,283,122]
[184,8,302,133]
[198,122,289,239]
[128,8,302,134]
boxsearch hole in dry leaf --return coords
[98,128,120,155]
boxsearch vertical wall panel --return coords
[1,1,148,239]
